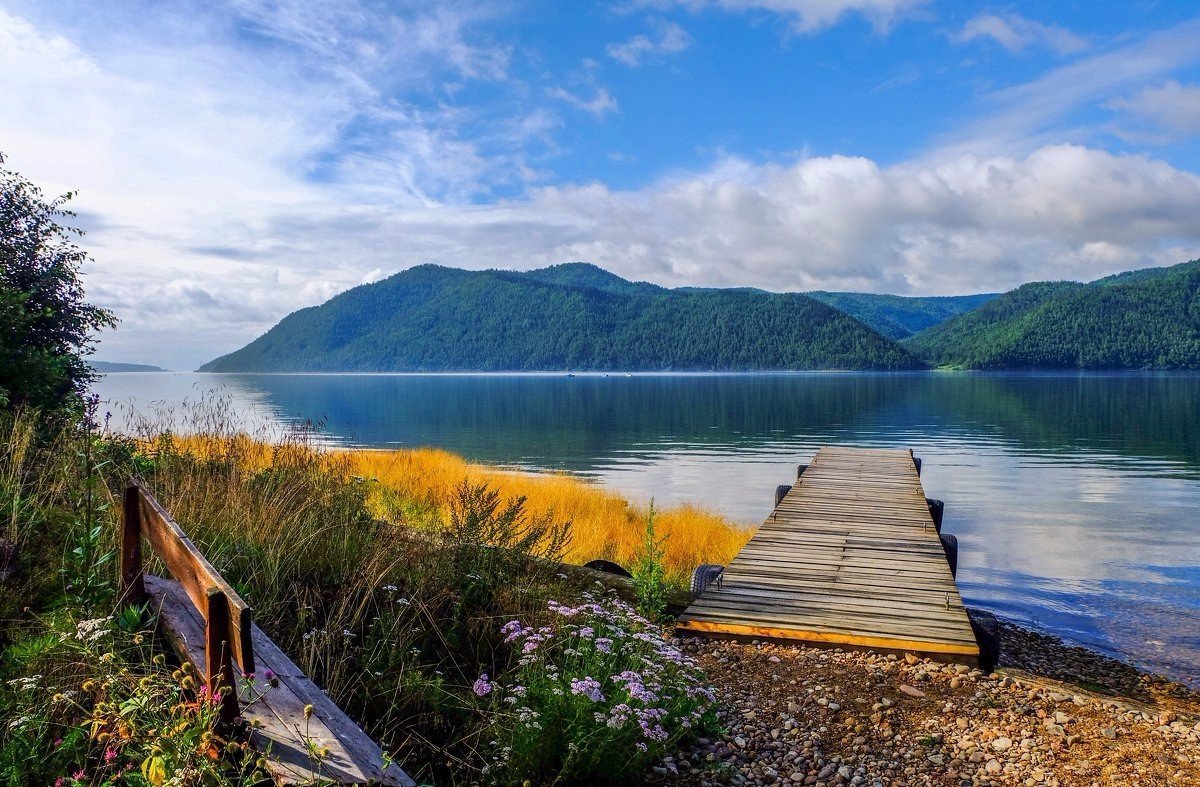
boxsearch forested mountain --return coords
[806,291,998,339]
[905,260,1200,369]
[200,264,924,372]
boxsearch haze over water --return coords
[94,371,1200,685]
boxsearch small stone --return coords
[768,655,782,663]
[985,759,1002,774]
[1102,728,1118,740]
[992,737,1013,752]
[899,685,925,698]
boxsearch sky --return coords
[2,0,1200,370]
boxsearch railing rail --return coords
[118,480,252,723]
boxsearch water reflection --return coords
[94,372,1200,684]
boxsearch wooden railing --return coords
[118,480,252,724]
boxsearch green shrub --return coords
[631,503,669,621]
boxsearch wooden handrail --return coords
[118,480,253,723]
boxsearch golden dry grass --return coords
[165,434,753,582]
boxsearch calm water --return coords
[93,372,1200,684]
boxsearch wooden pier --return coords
[677,446,980,663]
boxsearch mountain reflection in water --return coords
[95,371,1200,685]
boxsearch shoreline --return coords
[659,613,1200,786]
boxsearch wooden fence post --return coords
[118,484,146,606]
[205,587,241,727]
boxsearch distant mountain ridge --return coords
[200,260,1200,373]
[904,260,1200,369]
[806,291,998,340]
[200,263,924,372]
[90,361,168,373]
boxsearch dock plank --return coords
[677,447,979,663]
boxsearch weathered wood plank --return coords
[677,446,978,662]
[131,482,254,676]
[145,575,414,786]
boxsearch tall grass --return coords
[151,432,753,584]
[3,398,741,782]
[343,447,752,583]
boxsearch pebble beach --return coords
[656,618,1200,786]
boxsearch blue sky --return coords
[2,0,1200,369]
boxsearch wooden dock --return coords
[676,446,980,663]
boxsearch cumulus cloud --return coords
[1106,81,1200,137]
[608,20,692,66]
[4,3,1200,372]
[952,12,1088,55]
[628,0,929,33]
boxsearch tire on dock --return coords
[967,609,1000,673]
[939,533,958,577]
[775,484,792,508]
[912,456,922,476]
[926,498,944,533]
[583,559,632,578]
[796,463,809,478]
[690,564,725,598]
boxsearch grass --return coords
[162,433,754,585]
[2,400,736,784]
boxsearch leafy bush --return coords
[477,593,716,784]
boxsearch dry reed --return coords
[160,434,753,583]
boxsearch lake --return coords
[93,371,1200,684]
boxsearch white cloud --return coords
[547,86,620,118]
[4,4,1200,372]
[952,12,1088,55]
[935,19,1200,156]
[1106,81,1200,137]
[629,0,929,33]
[607,20,692,66]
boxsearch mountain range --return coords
[200,260,1200,373]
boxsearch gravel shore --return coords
[657,616,1200,786]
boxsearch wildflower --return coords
[568,676,605,703]
[303,704,314,719]
[104,747,118,763]
[594,637,613,653]
[264,668,279,688]
[473,674,493,697]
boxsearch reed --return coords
[158,434,753,584]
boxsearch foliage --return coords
[1,398,728,784]
[477,594,717,784]
[905,259,1200,369]
[199,263,926,372]
[0,611,258,787]
[806,291,998,340]
[631,503,669,622]
[0,154,115,412]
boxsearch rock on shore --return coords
[657,620,1200,786]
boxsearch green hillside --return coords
[905,260,1200,369]
[806,291,998,339]
[200,264,924,372]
